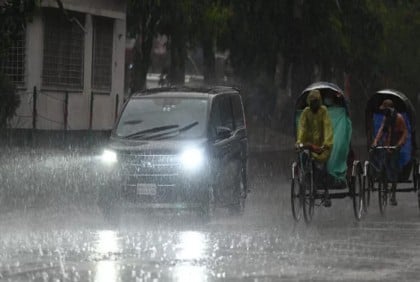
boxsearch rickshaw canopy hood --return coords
[366,89,416,128]
[365,89,417,156]
[296,82,348,112]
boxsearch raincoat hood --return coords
[306,89,322,105]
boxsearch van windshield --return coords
[115,97,208,140]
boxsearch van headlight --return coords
[101,149,118,165]
[180,148,205,170]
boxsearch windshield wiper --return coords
[122,124,179,139]
[123,119,143,125]
[144,121,199,140]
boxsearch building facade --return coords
[1,0,126,130]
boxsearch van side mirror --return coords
[216,126,232,139]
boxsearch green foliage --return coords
[376,1,420,100]
[0,0,38,57]
[127,0,231,88]
[225,0,284,84]
[0,0,37,127]
[127,0,420,108]
[0,73,20,128]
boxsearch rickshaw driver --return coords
[296,90,334,207]
[372,99,408,206]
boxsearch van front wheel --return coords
[199,186,215,221]
[229,167,246,215]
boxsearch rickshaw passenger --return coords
[372,99,408,206]
[296,90,334,207]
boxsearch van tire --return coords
[199,186,215,221]
[229,167,246,215]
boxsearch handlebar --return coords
[296,143,325,154]
[374,146,397,149]
[296,143,311,151]
[295,143,325,153]
[370,145,398,152]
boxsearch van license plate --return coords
[137,184,157,196]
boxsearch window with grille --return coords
[42,8,84,89]
[0,32,26,86]
[92,16,113,92]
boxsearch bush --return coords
[0,73,20,128]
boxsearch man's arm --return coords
[296,110,308,145]
[373,119,385,146]
[397,114,408,147]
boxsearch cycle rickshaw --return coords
[291,82,365,223]
[363,89,420,215]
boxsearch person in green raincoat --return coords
[296,89,334,206]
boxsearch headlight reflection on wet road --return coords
[94,230,121,282]
[174,265,208,282]
[96,230,120,254]
[95,261,119,282]
[175,231,208,281]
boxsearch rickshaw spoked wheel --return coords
[413,160,420,210]
[362,175,371,213]
[352,168,365,220]
[378,178,388,216]
[365,166,373,209]
[367,177,373,208]
[302,171,315,224]
[291,164,302,221]
[416,173,420,211]
[417,180,420,211]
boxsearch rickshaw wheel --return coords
[417,173,420,211]
[367,177,373,208]
[302,172,315,224]
[412,161,420,210]
[417,185,420,211]
[352,169,364,220]
[362,175,371,213]
[378,178,388,216]
[291,164,302,221]
[365,165,373,208]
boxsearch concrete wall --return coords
[11,1,126,131]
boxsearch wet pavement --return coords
[1,149,420,281]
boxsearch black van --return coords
[98,86,248,217]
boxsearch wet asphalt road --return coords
[1,149,420,281]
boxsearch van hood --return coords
[106,136,209,154]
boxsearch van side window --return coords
[209,96,235,139]
[232,95,245,128]
[219,96,235,130]
[209,99,222,138]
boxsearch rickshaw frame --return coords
[363,89,420,215]
[291,82,365,223]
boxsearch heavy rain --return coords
[2,148,420,281]
[1,1,420,282]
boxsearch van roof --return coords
[131,86,240,99]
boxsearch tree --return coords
[126,0,420,131]
[0,73,20,128]
[225,1,283,87]
[0,0,37,56]
[378,1,420,100]
[127,0,163,92]
[158,1,190,85]
[189,0,231,84]
[127,0,232,89]
[0,0,37,128]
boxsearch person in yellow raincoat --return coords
[296,89,334,206]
